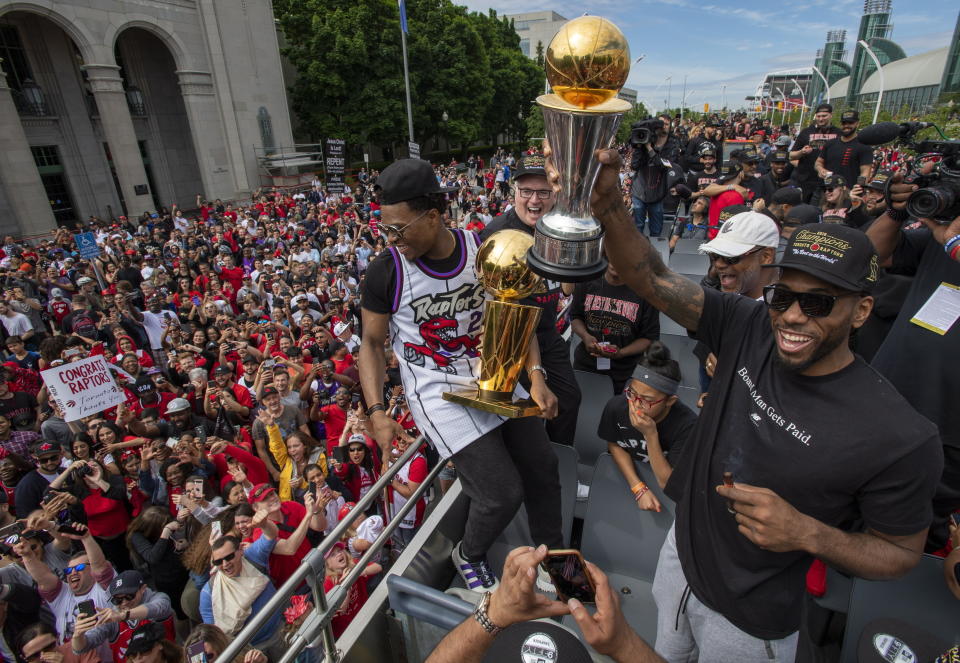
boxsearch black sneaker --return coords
[451,541,499,592]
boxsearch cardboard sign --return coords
[42,355,125,422]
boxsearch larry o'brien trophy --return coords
[443,230,543,418]
[526,15,632,282]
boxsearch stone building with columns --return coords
[0,0,294,237]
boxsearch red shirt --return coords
[322,404,348,453]
[332,354,354,375]
[219,265,245,293]
[82,488,130,538]
[324,570,373,637]
[109,615,176,661]
[254,501,311,587]
[708,189,747,239]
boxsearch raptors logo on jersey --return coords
[402,283,484,372]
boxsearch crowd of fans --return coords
[0,100,954,663]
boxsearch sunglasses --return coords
[112,593,136,605]
[380,209,432,241]
[63,562,88,575]
[212,551,237,566]
[762,285,859,318]
[38,455,61,463]
[706,247,762,265]
[625,388,667,408]
[348,446,365,453]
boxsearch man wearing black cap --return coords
[70,569,175,661]
[360,158,563,593]
[479,155,581,446]
[685,144,721,197]
[563,144,943,660]
[790,103,840,204]
[683,121,723,171]
[759,149,795,192]
[816,110,874,191]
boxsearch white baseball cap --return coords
[699,211,779,258]
[333,321,350,337]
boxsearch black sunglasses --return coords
[762,285,859,318]
[706,247,762,266]
[212,551,237,566]
[112,594,136,605]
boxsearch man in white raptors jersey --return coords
[359,159,563,592]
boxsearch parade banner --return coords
[42,355,125,422]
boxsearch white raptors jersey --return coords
[387,229,504,456]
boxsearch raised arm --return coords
[568,146,704,332]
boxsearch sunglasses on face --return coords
[212,551,237,566]
[64,562,88,575]
[706,247,762,265]
[625,388,667,408]
[762,284,859,318]
[348,446,365,453]
[112,594,136,605]
[380,209,432,241]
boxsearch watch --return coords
[473,591,503,636]
[529,364,548,380]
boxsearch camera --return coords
[904,152,960,223]
[629,119,664,148]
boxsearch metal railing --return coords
[218,437,444,663]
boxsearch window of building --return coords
[520,39,530,57]
[0,23,33,91]
[30,145,77,226]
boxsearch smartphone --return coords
[77,599,97,619]
[856,176,867,187]
[186,641,207,663]
[263,359,276,369]
[194,425,207,448]
[333,447,349,465]
[191,296,201,306]
[57,521,86,537]
[540,549,596,604]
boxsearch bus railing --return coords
[218,437,442,663]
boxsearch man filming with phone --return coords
[544,141,942,661]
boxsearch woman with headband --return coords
[597,342,698,512]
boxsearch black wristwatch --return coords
[365,403,385,417]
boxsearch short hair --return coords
[211,535,240,553]
[5,336,22,345]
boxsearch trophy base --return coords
[442,389,542,418]
[526,246,607,283]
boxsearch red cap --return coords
[338,502,357,522]
[249,483,277,503]
[323,540,346,559]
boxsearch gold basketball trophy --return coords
[526,16,633,282]
[442,230,544,417]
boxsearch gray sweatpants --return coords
[652,524,799,663]
[452,416,564,559]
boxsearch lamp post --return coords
[721,84,726,112]
[774,86,786,127]
[441,110,448,153]
[858,39,885,124]
[125,84,145,116]
[665,75,672,112]
[791,78,806,130]
[20,78,46,116]
[680,89,696,122]
[810,65,831,105]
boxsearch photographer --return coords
[629,118,686,237]
[867,175,960,550]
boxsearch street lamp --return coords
[20,78,46,116]
[810,65,831,105]
[125,84,146,116]
[775,86,786,127]
[791,77,806,130]
[858,39,885,124]
[441,110,448,152]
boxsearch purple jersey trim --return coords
[415,229,467,278]
[388,246,404,313]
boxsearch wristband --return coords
[634,485,650,502]
[951,243,960,262]
[887,208,910,222]
[364,403,385,417]
[630,481,646,494]
[944,234,960,253]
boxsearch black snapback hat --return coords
[857,618,950,663]
[377,159,456,205]
[765,222,879,292]
[481,621,592,663]
[511,154,547,180]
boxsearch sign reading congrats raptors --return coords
[41,355,126,422]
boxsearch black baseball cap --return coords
[783,204,821,227]
[822,174,847,189]
[134,376,156,395]
[717,204,751,225]
[126,622,165,656]
[377,159,456,205]
[764,222,879,292]
[732,147,759,164]
[840,110,860,123]
[866,170,892,192]
[770,149,789,163]
[856,618,949,663]
[815,103,833,113]
[771,187,803,206]
[511,154,546,180]
[480,621,593,663]
[110,570,145,596]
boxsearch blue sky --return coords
[457,0,958,112]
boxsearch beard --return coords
[841,127,856,137]
[773,322,851,374]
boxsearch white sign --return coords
[408,141,420,159]
[42,355,126,422]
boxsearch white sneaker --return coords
[536,564,557,593]
[451,541,499,593]
[576,482,590,501]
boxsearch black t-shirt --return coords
[872,228,960,449]
[597,394,697,463]
[741,174,775,206]
[117,266,144,288]
[570,277,659,374]
[819,137,874,188]
[479,211,562,343]
[0,391,37,429]
[791,124,840,182]
[665,286,942,639]
[361,230,468,314]
[686,169,720,193]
